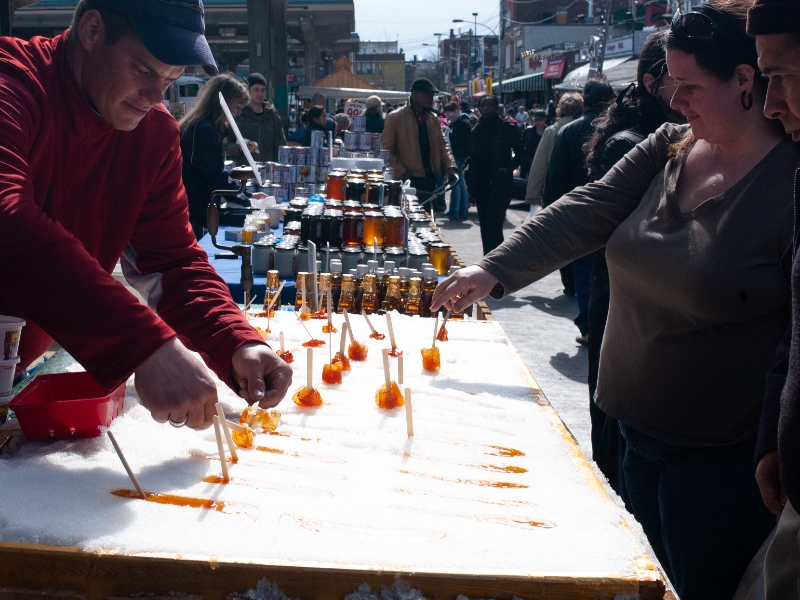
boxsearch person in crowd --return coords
[525,93,583,219]
[297,105,327,147]
[745,0,800,594]
[431,1,796,596]
[382,78,457,211]
[516,106,529,127]
[519,109,547,179]
[443,101,471,220]
[0,0,292,431]
[464,95,523,254]
[544,79,615,342]
[228,72,285,164]
[365,95,384,133]
[580,30,681,505]
[334,113,351,141]
[311,91,337,134]
[546,99,557,124]
[287,109,309,145]
[180,74,253,239]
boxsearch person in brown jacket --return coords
[382,78,456,210]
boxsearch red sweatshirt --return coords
[0,32,265,391]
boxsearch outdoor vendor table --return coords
[0,310,668,599]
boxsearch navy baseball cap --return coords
[93,0,218,75]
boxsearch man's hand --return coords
[756,450,787,515]
[430,265,499,314]
[232,343,293,409]
[134,337,218,430]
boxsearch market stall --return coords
[0,311,665,599]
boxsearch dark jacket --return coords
[180,118,246,226]
[299,120,327,147]
[230,101,286,164]
[542,108,602,207]
[365,112,385,134]
[449,112,472,161]
[519,126,544,178]
[465,115,522,197]
[759,168,800,510]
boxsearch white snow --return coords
[0,311,647,578]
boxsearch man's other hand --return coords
[756,450,787,515]
[134,337,218,430]
[232,342,293,409]
[430,265,498,314]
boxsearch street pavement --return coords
[434,200,592,456]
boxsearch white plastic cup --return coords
[0,356,21,400]
[0,316,25,360]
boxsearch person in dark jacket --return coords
[543,78,615,343]
[581,31,681,507]
[519,109,547,177]
[747,0,800,594]
[299,105,328,147]
[444,101,472,220]
[465,95,523,254]
[228,72,286,164]
[365,95,385,133]
[179,73,252,240]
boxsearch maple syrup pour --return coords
[256,445,284,455]
[302,339,325,347]
[397,470,528,489]
[203,475,230,484]
[483,464,528,474]
[394,451,526,474]
[388,347,403,357]
[322,324,338,333]
[111,489,225,511]
[369,332,386,340]
[488,446,525,457]
[394,488,538,509]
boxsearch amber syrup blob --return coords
[293,386,323,407]
[421,347,441,373]
[331,352,351,372]
[376,381,404,409]
[277,350,294,363]
[348,340,369,361]
[302,339,325,347]
[322,362,343,385]
[436,324,448,342]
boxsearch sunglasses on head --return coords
[670,6,743,41]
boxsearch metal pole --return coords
[597,0,613,75]
[498,0,504,95]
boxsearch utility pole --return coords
[247,0,289,127]
[596,0,613,75]
[498,0,504,93]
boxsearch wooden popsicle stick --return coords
[244,293,257,312]
[226,419,248,434]
[279,331,285,353]
[107,431,146,500]
[339,323,348,355]
[307,347,313,390]
[398,354,404,386]
[267,281,286,311]
[386,313,397,350]
[362,310,377,334]
[382,348,391,389]
[432,313,439,348]
[212,416,229,482]
[215,403,238,463]
[404,388,414,437]
[327,288,333,328]
[342,310,355,344]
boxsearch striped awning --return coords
[492,72,547,93]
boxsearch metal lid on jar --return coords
[341,273,355,292]
[342,246,362,254]
[267,270,280,288]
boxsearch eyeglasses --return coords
[670,6,745,43]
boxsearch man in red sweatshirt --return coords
[0,0,292,430]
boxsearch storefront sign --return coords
[543,57,567,79]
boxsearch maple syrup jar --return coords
[326,170,347,200]
[346,179,366,204]
[342,211,364,248]
[385,180,403,207]
[362,211,384,247]
[383,214,406,247]
[429,243,452,275]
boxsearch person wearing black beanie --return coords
[228,72,286,164]
[748,0,800,595]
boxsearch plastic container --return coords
[9,372,125,441]
[0,356,20,401]
[0,316,25,360]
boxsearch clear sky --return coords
[352,0,503,62]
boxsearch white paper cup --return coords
[0,316,25,360]
[0,356,21,400]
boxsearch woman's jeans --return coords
[446,158,469,219]
[619,423,775,600]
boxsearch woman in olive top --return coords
[431,1,797,598]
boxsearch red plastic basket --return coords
[9,372,125,441]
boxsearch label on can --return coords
[310,130,325,148]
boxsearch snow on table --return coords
[0,311,649,580]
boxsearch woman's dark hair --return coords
[582,78,615,110]
[179,74,249,139]
[585,31,672,175]
[68,0,137,45]
[299,110,310,125]
[307,106,326,124]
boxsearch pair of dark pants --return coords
[559,264,575,295]
[409,173,438,212]
[474,190,511,255]
[572,253,593,336]
[619,423,775,600]
[586,248,628,506]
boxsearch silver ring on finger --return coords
[168,415,188,428]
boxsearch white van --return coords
[163,75,206,119]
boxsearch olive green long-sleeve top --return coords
[479,123,798,447]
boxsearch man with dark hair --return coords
[229,72,286,164]
[0,0,292,431]
[382,78,457,211]
[465,95,523,254]
[746,0,800,594]
[543,78,615,344]
[443,101,471,220]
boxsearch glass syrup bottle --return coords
[405,277,422,316]
[447,265,465,320]
[380,276,402,314]
[265,270,280,315]
[362,274,378,314]
[338,274,355,314]
[420,267,438,318]
[330,259,343,313]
